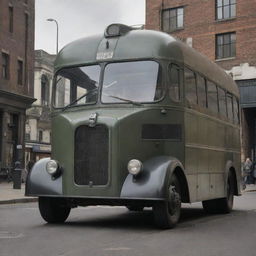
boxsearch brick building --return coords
[0,0,35,176]
[146,0,256,160]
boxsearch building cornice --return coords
[0,89,36,110]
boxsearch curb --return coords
[0,197,38,205]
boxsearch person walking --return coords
[243,157,253,189]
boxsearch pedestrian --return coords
[242,157,252,189]
[252,161,256,184]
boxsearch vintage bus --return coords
[26,24,241,228]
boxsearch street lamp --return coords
[47,18,59,54]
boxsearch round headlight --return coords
[46,160,59,175]
[127,159,143,176]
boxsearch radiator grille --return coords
[74,125,109,185]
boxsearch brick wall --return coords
[146,0,256,71]
[0,0,35,97]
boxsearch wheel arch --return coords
[225,160,240,196]
[173,166,190,203]
[229,166,239,196]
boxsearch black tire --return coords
[126,206,144,211]
[38,197,71,223]
[202,171,234,214]
[153,174,181,229]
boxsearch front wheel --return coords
[153,174,181,229]
[38,197,71,223]
[202,171,234,214]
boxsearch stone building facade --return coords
[0,0,35,175]
[25,50,55,164]
[146,0,256,160]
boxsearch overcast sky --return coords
[35,0,145,54]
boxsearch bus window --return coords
[233,97,239,124]
[102,61,162,103]
[218,87,227,117]
[185,68,197,105]
[54,65,100,108]
[169,64,180,101]
[227,93,233,121]
[197,74,207,108]
[207,80,218,113]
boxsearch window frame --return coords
[41,75,50,106]
[17,60,23,85]
[101,60,164,105]
[196,73,207,108]
[184,67,198,105]
[9,6,14,33]
[226,92,234,121]
[216,32,236,59]
[162,7,184,33]
[206,80,219,114]
[169,63,181,102]
[2,52,10,80]
[216,0,236,21]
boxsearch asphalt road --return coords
[1,193,256,256]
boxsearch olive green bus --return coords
[26,24,241,228]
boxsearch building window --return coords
[25,133,30,141]
[9,6,13,33]
[39,130,43,142]
[216,32,236,59]
[41,75,49,106]
[162,7,184,32]
[17,60,23,85]
[2,52,10,79]
[216,0,236,20]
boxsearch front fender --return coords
[120,156,183,200]
[25,158,63,196]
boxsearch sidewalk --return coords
[0,181,256,205]
[0,181,37,205]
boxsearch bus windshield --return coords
[54,61,162,108]
[101,61,162,103]
[54,65,100,108]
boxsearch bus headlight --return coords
[127,159,143,176]
[46,159,59,176]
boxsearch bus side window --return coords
[197,74,207,108]
[207,80,218,114]
[185,68,197,105]
[233,97,239,124]
[227,93,234,121]
[218,87,227,117]
[169,64,180,101]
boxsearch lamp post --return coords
[47,18,59,54]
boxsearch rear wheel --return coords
[39,197,71,223]
[202,171,234,214]
[153,174,181,229]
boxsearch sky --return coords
[35,0,145,54]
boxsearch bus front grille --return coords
[74,125,109,186]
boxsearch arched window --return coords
[41,75,49,106]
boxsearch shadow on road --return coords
[43,205,242,231]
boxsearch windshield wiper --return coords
[62,88,98,111]
[107,95,142,106]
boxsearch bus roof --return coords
[55,26,239,97]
